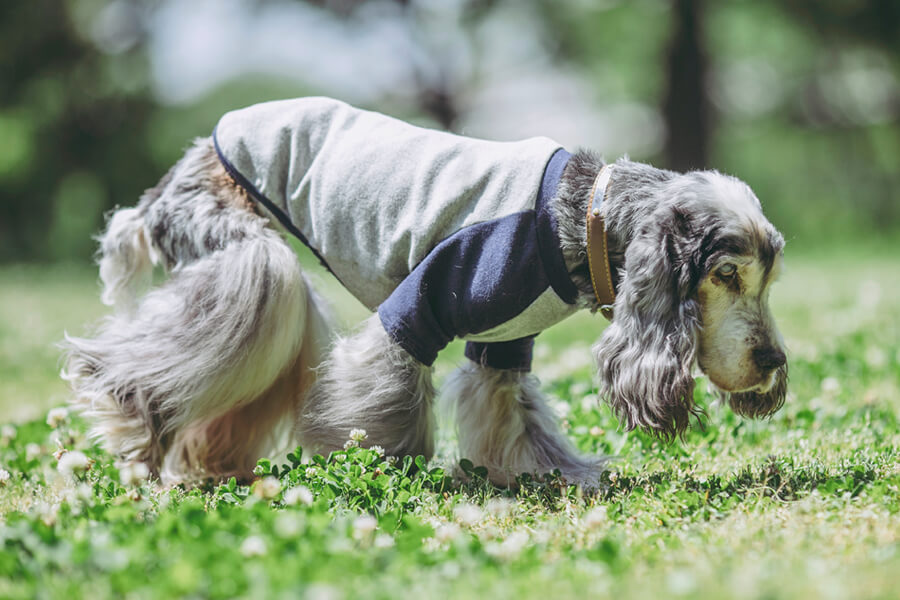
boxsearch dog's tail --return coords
[63,140,331,483]
[96,206,157,312]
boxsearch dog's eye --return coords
[716,263,737,279]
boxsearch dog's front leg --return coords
[446,359,606,488]
[297,315,435,459]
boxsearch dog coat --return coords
[213,97,581,370]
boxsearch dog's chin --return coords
[710,366,787,420]
[701,367,776,395]
[700,369,760,395]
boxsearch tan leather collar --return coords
[587,165,616,320]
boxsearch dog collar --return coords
[587,165,616,320]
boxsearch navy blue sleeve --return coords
[377,212,551,366]
[464,337,536,372]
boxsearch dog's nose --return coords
[753,346,786,371]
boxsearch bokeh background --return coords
[1,0,898,262]
[1,0,899,423]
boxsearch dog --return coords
[63,97,787,487]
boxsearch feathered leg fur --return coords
[446,363,605,487]
[297,315,436,460]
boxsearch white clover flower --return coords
[865,346,887,369]
[505,529,530,551]
[254,476,281,499]
[75,483,93,503]
[589,426,604,437]
[583,506,608,530]
[435,522,461,544]
[283,485,314,506]
[374,533,395,549]
[240,535,267,557]
[485,498,514,518]
[57,450,90,478]
[52,440,66,461]
[369,445,385,456]
[0,468,10,485]
[667,569,697,595]
[821,377,841,395]
[343,439,359,450]
[274,512,304,538]
[453,502,483,527]
[305,583,340,600]
[857,279,881,309]
[1,424,16,442]
[349,428,368,443]
[441,561,462,579]
[569,381,590,397]
[478,524,500,541]
[485,530,529,561]
[305,467,317,478]
[37,501,59,527]
[118,462,150,486]
[532,527,552,545]
[25,443,41,461]
[352,514,378,540]
[46,407,68,429]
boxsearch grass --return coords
[0,243,898,599]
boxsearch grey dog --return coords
[64,97,787,487]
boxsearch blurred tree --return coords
[780,0,899,52]
[662,0,710,171]
[0,0,159,261]
[293,0,504,131]
[0,0,896,263]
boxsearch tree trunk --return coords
[662,0,711,171]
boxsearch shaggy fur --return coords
[298,315,436,461]
[446,363,605,487]
[64,134,787,487]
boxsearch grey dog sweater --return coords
[213,97,580,369]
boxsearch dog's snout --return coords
[753,346,786,371]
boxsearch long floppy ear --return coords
[593,204,704,440]
[723,363,788,419]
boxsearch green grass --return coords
[0,245,898,599]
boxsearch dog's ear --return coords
[723,363,788,419]
[593,203,704,440]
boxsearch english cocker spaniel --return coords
[64,97,787,486]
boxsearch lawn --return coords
[0,243,898,599]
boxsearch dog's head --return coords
[594,168,786,439]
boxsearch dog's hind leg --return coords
[160,279,333,482]
[297,315,436,460]
[445,363,606,488]
[96,206,157,313]
[64,139,327,484]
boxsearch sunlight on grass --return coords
[0,244,897,599]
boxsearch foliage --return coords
[1,250,899,599]
[0,0,897,261]
[0,0,159,261]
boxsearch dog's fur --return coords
[63,137,787,487]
